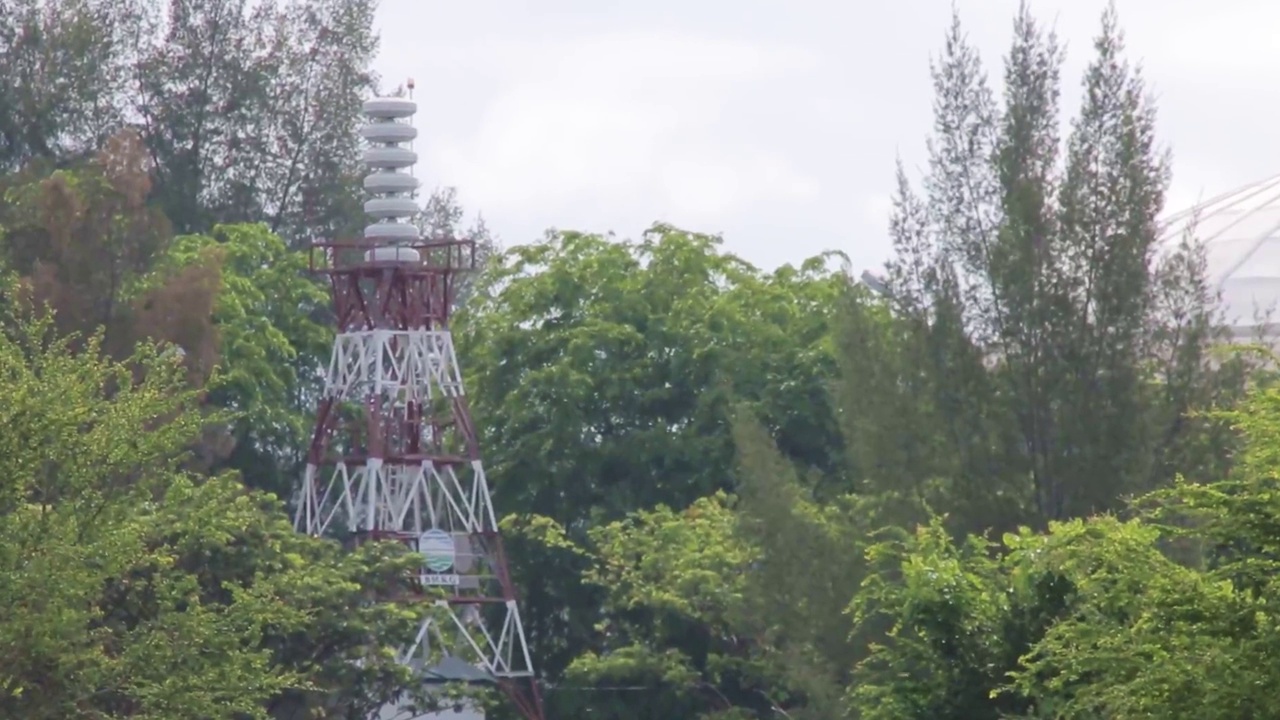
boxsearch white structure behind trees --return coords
[1159,174,1280,339]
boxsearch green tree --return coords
[850,521,1013,720]
[0,0,378,240]
[458,224,847,527]
[541,409,896,720]
[134,0,378,239]
[848,379,1280,720]
[0,308,433,719]
[458,225,849,717]
[565,493,769,720]
[867,2,1233,530]
[1010,384,1280,719]
[0,0,144,170]
[0,138,332,487]
[146,223,331,496]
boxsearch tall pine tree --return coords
[866,1,1228,529]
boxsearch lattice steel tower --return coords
[293,92,543,720]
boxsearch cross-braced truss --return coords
[326,330,464,403]
[400,599,534,677]
[294,326,539,694]
[295,457,497,538]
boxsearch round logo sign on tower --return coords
[418,529,460,585]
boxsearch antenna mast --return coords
[293,79,544,720]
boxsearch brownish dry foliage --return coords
[1,129,236,469]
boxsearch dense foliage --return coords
[0,0,1275,719]
[0,312,435,718]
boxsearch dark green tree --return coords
[849,382,1280,720]
[415,185,500,307]
[457,224,847,527]
[730,412,884,719]
[134,0,378,239]
[0,0,144,170]
[456,225,850,716]
[866,2,1232,530]
[0,0,379,240]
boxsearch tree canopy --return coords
[0,311,432,719]
[0,1,1276,719]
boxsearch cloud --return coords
[859,192,894,232]
[659,150,819,225]
[373,0,1280,274]
[420,30,823,236]
[1131,2,1280,80]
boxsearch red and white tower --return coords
[293,93,543,720]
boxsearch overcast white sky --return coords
[372,0,1280,275]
